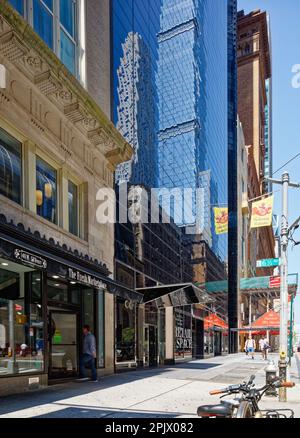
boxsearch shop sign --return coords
[14,249,47,269]
[175,326,192,350]
[68,268,107,290]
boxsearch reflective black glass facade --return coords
[112,3,238,355]
[112,0,234,265]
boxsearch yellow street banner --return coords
[250,196,274,229]
[214,207,228,235]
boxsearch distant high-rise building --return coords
[237,9,275,275]
[264,13,273,194]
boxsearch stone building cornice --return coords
[0,0,133,169]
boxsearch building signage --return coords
[175,307,192,352]
[175,326,192,350]
[257,258,280,268]
[68,268,107,290]
[269,276,281,288]
[14,249,47,269]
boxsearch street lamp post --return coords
[268,172,300,402]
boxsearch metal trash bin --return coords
[265,360,277,397]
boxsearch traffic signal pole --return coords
[268,172,300,402]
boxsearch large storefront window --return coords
[116,297,136,363]
[174,306,192,362]
[36,157,57,224]
[0,261,44,376]
[0,128,22,205]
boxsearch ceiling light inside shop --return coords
[52,275,59,279]
[1,262,9,266]
[54,284,60,287]
[70,281,76,285]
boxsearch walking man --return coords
[263,337,270,361]
[259,337,265,360]
[78,325,97,382]
[245,335,256,360]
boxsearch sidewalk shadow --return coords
[34,406,183,418]
[0,359,223,416]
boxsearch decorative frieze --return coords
[34,70,61,96]
[0,30,28,62]
[0,89,9,105]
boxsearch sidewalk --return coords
[0,353,298,418]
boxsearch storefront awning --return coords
[136,283,215,308]
[204,313,228,330]
[234,310,283,335]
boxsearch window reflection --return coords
[0,128,22,205]
[36,157,57,224]
[116,297,136,363]
[33,0,54,49]
[8,0,24,16]
[68,180,78,236]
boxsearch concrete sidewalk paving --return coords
[0,353,299,418]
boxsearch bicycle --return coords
[197,375,295,418]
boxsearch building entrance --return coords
[49,311,78,379]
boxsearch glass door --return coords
[49,311,78,379]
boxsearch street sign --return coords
[257,258,280,268]
[269,276,281,288]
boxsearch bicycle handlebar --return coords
[209,381,295,396]
[280,382,295,388]
[209,389,225,395]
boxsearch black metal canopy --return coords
[136,283,215,308]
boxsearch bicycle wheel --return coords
[235,401,254,418]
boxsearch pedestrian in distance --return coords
[77,324,98,382]
[259,337,265,360]
[245,334,256,360]
[263,337,270,361]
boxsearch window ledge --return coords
[0,193,89,248]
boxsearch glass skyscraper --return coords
[113,0,236,264]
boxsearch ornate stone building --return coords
[0,1,141,396]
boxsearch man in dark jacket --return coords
[78,325,97,382]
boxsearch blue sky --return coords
[238,0,300,324]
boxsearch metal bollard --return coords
[278,352,287,402]
[265,360,277,397]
